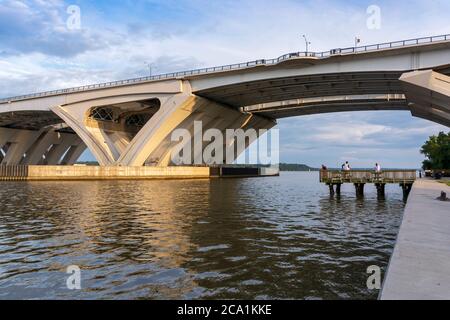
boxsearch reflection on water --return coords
[0,172,403,300]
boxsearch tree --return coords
[421,132,450,169]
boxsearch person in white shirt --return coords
[375,163,381,172]
[343,161,351,171]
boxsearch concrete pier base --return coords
[381,179,450,300]
[0,165,279,181]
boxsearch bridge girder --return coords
[400,70,450,127]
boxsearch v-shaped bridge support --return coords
[50,80,275,166]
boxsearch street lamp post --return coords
[302,35,311,54]
[144,62,155,77]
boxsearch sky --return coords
[0,0,449,168]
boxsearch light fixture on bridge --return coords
[302,35,311,54]
[144,62,157,77]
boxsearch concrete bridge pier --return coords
[0,129,41,165]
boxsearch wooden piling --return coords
[335,183,341,195]
[354,183,365,197]
[375,183,386,198]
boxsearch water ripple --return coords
[0,173,403,299]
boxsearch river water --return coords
[0,172,404,300]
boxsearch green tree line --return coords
[421,132,450,170]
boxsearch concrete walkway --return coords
[381,179,450,300]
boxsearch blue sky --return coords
[0,0,449,167]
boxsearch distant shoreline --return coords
[279,164,319,172]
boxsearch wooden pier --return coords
[320,170,417,198]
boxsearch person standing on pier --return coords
[375,163,381,172]
[342,161,351,179]
[342,161,351,171]
[374,163,382,180]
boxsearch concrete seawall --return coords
[381,179,450,300]
[0,165,279,181]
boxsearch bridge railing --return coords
[319,169,417,184]
[1,34,449,104]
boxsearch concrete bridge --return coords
[1,34,450,167]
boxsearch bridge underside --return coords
[195,70,450,126]
[0,118,85,166]
[400,70,450,127]
[196,71,407,107]
[242,94,409,118]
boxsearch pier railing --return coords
[320,169,417,184]
[0,165,29,181]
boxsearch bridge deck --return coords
[320,169,417,184]
[1,33,449,104]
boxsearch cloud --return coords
[0,0,105,57]
[2,0,450,96]
[310,122,387,146]
[277,111,448,168]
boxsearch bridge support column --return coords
[117,93,275,167]
[46,136,84,165]
[116,94,205,166]
[60,143,87,165]
[51,104,119,166]
[49,80,185,166]
[21,130,55,165]
[49,80,267,167]
[0,129,41,165]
